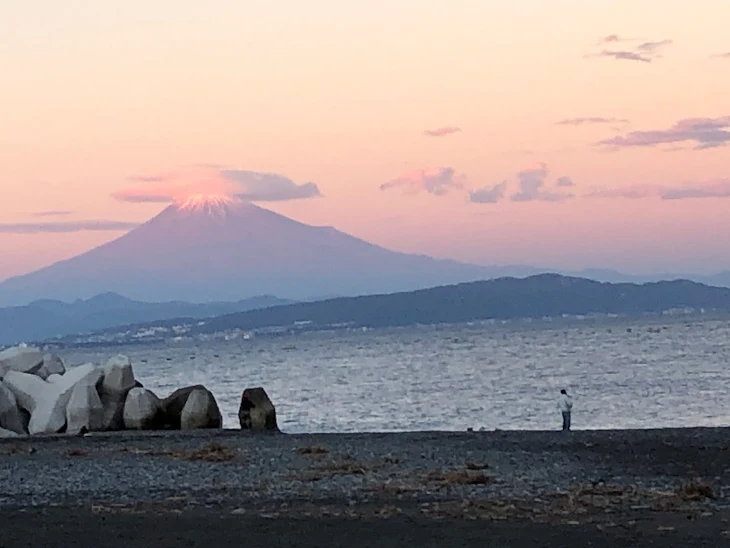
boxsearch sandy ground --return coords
[2,428,730,547]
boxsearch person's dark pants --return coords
[562,411,571,431]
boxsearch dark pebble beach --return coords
[2,427,730,547]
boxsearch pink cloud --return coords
[32,210,73,217]
[555,117,630,126]
[112,166,321,204]
[469,163,575,204]
[423,126,461,137]
[636,39,673,52]
[589,179,730,200]
[220,170,321,201]
[598,50,653,63]
[127,175,167,183]
[469,182,507,203]
[0,220,139,234]
[587,184,665,199]
[586,36,672,63]
[597,116,730,150]
[380,167,467,195]
[111,190,176,203]
[662,179,730,200]
[601,34,623,43]
[511,163,572,202]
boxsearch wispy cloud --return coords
[586,36,673,63]
[468,163,574,204]
[588,184,664,199]
[601,34,624,43]
[597,35,643,44]
[597,116,730,151]
[710,52,730,59]
[469,182,507,204]
[380,167,467,196]
[555,117,630,126]
[111,191,174,203]
[220,170,321,201]
[0,220,140,234]
[662,180,730,200]
[589,179,730,200]
[31,210,73,218]
[127,175,167,182]
[511,163,572,202]
[599,51,653,63]
[636,39,673,53]
[423,126,461,137]
[113,166,322,204]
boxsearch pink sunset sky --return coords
[1,0,730,281]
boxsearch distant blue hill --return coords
[0,293,293,346]
[42,274,730,348]
[182,274,730,335]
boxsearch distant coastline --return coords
[27,274,730,349]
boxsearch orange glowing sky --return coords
[1,1,730,280]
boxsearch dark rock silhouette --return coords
[239,387,278,432]
[162,384,221,430]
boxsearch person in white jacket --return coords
[557,389,573,431]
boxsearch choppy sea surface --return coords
[58,317,730,433]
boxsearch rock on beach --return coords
[102,355,135,395]
[0,344,237,437]
[0,382,27,434]
[36,353,66,380]
[0,346,45,378]
[0,426,20,438]
[66,381,104,434]
[2,371,48,414]
[28,364,101,435]
[163,385,222,430]
[239,387,278,431]
[180,387,222,430]
[123,387,164,430]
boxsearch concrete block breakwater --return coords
[0,344,278,438]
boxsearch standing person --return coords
[557,389,573,431]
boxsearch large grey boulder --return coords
[0,427,20,438]
[3,371,48,413]
[98,355,136,431]
[66,381,104,434]
[0,381,28,434]
[180,388,222,430]
[28,364,101,435]
[101,355,135,395]
[238,387,278,431]
[0,346,44,379]
[100,391,126,431]
[162,385,207,429]
[36,353,66,380]
[123,388,164,430]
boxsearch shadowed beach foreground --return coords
[2,428,730,547]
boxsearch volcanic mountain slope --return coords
[0,196,520,306]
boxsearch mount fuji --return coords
[0,196,527,307]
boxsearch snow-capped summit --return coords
[0,199,494,306]
[176,193,239,215]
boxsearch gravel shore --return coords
[2,427,730,546]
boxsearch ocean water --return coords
[58,317,730,433]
